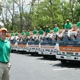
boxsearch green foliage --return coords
[30,0,80,29]
[75,4,80,17]
[31,0,64,29]
[0,2,2,15]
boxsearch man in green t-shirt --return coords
[32,27,38,39]
[21,30,25,36]
[38,28,44,39]
[15,32,19,36]
[64,19,72,30]
[53,24,60,33]
[38,28,44,35]
[45,25,51,38]
[0,28,11,80]
[77,18,80,29]
[10,31,15,40]
[15,32,19,40]
[11,31,14,36]
[33,27,38,35]
[45,25,50,34]
[26,29,30,36]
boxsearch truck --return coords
[16,37,28,53]
[56,30,80,64]
[10,36,18,52]
[38,34,57,59]
[27,37,41,55]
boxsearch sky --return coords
[25,0,32,4]
[0,0,32,3]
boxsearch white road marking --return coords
[40,61,54,63]
[53,68,73,71]
[53,68,69,71]
[40,61,59,64]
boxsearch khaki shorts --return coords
[0,63,11,80]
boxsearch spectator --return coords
[53,24,60,33]
[33,27,38,35]
[10,31,14,37]
[26,29,30,36]
[38,28,44,35]
[64,19,72,30]
[21,30,25,36]
[45,25,50,34]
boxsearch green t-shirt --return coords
[15,33,18,36]
[38,30,44,35]
[45,28,50,33]
[0,39,11,62]
[33,30,37,34]
[77,22,80,28]
[64,23,72,29]
[53,27,60,33]
[26,31,30,36]
[21,32,25,36]
[11,32,14,36]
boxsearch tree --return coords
[0,2,2,15]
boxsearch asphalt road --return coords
[10,52,80,80]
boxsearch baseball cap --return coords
[0,28,7,32]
